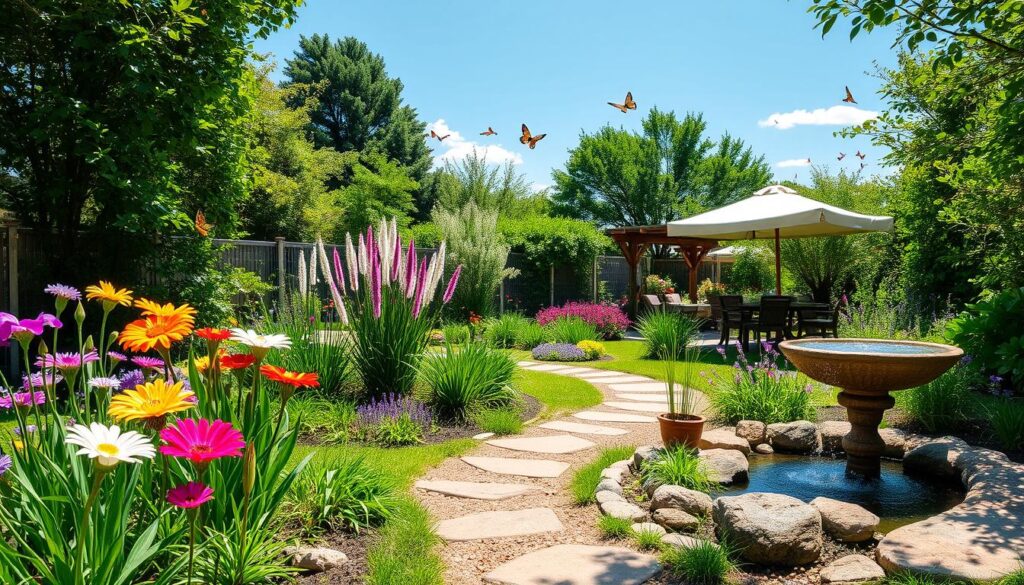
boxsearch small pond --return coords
[718,455,964,533]
[795,340,946,355]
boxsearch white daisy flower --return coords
[87,377,121,391]
[229,328,291,360]
[66,422,155,469]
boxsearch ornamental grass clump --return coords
[536,302,630,340]
[420,342,516,420]
[544,316,601,344]
[705,341,815,424]
[532,342,589,362]
[0,283,315,584]
[637,310,700,359]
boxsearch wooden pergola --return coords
[606,225,718,317]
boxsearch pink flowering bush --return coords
[536,302,630,340]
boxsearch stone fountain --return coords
[779,338,963,478]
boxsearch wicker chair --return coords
[741,296,792,352]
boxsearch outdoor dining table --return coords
[736,301,831,337]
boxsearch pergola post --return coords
[680,245,712,303]
[614,238,648,319]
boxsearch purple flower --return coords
[959,354,973,366]
[0,391,46,409]
[13,424,37,436]
[357,393,433,430]
[716,346,726,357]
[535,302,630,340]
[532,343,588,362]
[118,369,145,391]
[761,340,773,353]
[0,453,11,477]
[131,356,165,370]
[804,383,814,393]
[442,265,462,304]
[88,377,121,391]
[36,350,100,371]
[990,375,1004,384]
[0,312,62,345]
[21,372,63,390]
[107,350,127,363]
[44,283,82,301]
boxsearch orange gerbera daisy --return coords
[134,299,197,323]
[108,379,195,427]
[84,281,134,309]
[119,314,195,353]
[259,365,319,389]
[220,353,256,370]
[195,327,231,341]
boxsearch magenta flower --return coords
[442,265,462,304]
[44,284,82,302]
[535,302,630,340]
[371,251,382,319]
[131,356,165,370]
[0,312,62,346]
[22,372,63,390]
[332,247,346,295]
[411,257,428,318]
[107,350,127,363]
[0,391,46,410]
[166,482,214,509]
[36,350,100,371]
[159,419,245,465]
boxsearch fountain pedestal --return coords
[837,390,895,478]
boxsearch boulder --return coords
[698,427,751,454]
[285,546,349,573]
[661,533,719,551]
[599,500,647,522]
[810,497,879,542]
[632,446,659,471]
[630,522,667,536]
[601,466,628,483]
[903,437,969,479]
[642,477,663,498]
[595,490,624,505]
[735,420,767,446]
[652,508,700,532]
[650,485,713,517]
[713,492,822,566]
[767,421,820,453]
[819,421,851,453]
[820,555,886,585]
[595,478,622,495]
[879,428,909,459]
[698,449,749,485]
[754,443,774,455]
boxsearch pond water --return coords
[797,340,945,355]
[718,455,964,533]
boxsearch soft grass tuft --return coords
[641,446,717,493]
[597,515,633,539]
[473,406,524,435]
[661,539,735,585]
[631,527,665,551]
[365,498,444,585]
[570,445,636,505]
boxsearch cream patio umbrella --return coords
[666,184,893,294]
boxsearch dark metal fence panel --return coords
[597,255,630,302]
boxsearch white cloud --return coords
[426,119,523,167]
[776,158,812,168]
[531,182,551,193]
[758,105,878,130]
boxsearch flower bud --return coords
[74,301,86,325]
[37,339,50,356]
[83,335,95,353]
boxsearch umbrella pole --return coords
[774,228,782,295]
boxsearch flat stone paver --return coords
[554,367,597,375]
[539,420,629,436]
[603,401,665,413]
[616,393,668,403]
[436,507,563,541]
[574,411,658,423]
[487,434,596,454]
[574,371,636,379]
[483,544,660,585]
[472,432,495,440]
[516,361,539,366]
[522,364,576,372]
[415,480,538,500]
[609,382,677,393]
[462,456,571,478]
[581,375,650,384]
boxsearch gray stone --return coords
[880,427,909,459]
[630,522,667,536]
[735,420,767,446]
[574,411,658,423]
[601,466,628,483]
[603,401,664,413]
[650,485,713,517]
[902,436,968,479]
[698,448,749,485]
[810,497,879,542]
[595,490,624,505]
[661,534,718,551]
[819,421,851,453]
[415,480,537,501]
[483,544,660,585]
[599,500,647,522]
[538,421,629,436]
[713,492,822,566]
[767,420,820,453]
[473,432,496,440]
[754,443,774,455]
[642,477,663,498]
[596,478,622,495]
[436,508,563,541]
[285,546,348,573]
[698,427,751,454]
[652,508,700,532]
[633,446,660,470]
[820,555,886,585]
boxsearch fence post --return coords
[592,256,598,302]
[275,237,286,310]
[549,264,555,307]
[7,224,19,376]
[499,279,505,315]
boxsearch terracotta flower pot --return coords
[657,413,705,449]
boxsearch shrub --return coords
[729,247,774,294]
[988,398,1024,452]
[661,539,735,585]
[532,342,588,362]
[485,313,530,348]
[636,311,700,359]
[514,321,547,349]
[569,445,636,505]
[284,459,398,535]
[706,342,816,424]
[266,304,353,396]
[598,515,633,539]
[441,323,470,345]
[898,363,976,433]
[473,406,524,435]
[697,278,727,303]
[427,329,445,345]
[544,316,600,344]
[947,287,1024,391]
[641,446,717,492]
[420,342,517,420]
[576,340,606,360]
[536,302,630,340]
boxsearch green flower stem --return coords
[76,466,108,585]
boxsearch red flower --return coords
[219,353,256,370]
[259,365,319,389]
[195,327,231,341]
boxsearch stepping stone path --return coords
[521,364,575,372]
[414,480,538,501]
[484,544,660,585]
[574,410,658,423]
[609,381,676,392]
[580,375,650,383]
[554,367,597,375]
[538,420,628,436]
[436,507,563,541]
[487,434,596,454]
[603,401,666,413]
[616,393,669,402]
[462,456,571,478]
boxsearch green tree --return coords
[283,35,432,183]
[336,151,418,238]
[428,149,550,216]
[552,108,771,228]
[728,248,775,295]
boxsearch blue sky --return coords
[254,0,900,190]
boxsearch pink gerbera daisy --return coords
[131,356,165,370]
[159,419,245,466]
[166,482,214,509]
[36,350,100,371]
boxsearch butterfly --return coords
[608,91,637,113]
[843,86,857,104]
[855,150,866,160]
[519,124,546,149]
[837,152,846,161]
[195,211,212,237]
[480,127,497,136]
[429,130,450,142]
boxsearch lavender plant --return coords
[532,342,588,362]
[704,341,816,424]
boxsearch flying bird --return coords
[608,91,637,113]
[480,127,497,136]
[806,158,812,164]
[194,211,212,237]
[856,150,866,160]
[860,162,867,170]
[837,152,846,161]
[519,124,546,149]
[430,130,450,142]
[843,86,857,104]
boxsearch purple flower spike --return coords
[412,257,428,318]
[391,234,402,282]
[371,252,382,319]
[442,265,462,304]
[332,248,346,295]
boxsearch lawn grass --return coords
[514,368,603,417]
[569,444,636,505]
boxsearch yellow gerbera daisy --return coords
[85,281,134,309]
[119,314,195,353]
[134,299,198,323]
[193,355,210,374]
[108,379,195,425]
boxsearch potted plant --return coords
[657,323,704,448]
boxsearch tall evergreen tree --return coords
[283,34,432,183]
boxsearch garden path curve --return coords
[412,361,711,585]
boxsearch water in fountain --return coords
[797,340,947,355]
